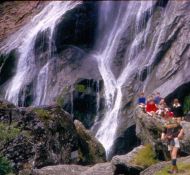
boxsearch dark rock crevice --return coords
[53,1,98,54]
[0,49,18,86]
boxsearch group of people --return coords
[138,92,184,121]
[138,92,185,174]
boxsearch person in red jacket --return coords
[146,99,158,117]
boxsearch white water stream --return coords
[2,1,81,106]
[95,1,154,157]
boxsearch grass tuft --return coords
[156,163,190,175]
[132,144,158,168]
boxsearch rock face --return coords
[112,0,190,158]
[0,1,45,44]
[74,120,106,165]
[0,100,106,174]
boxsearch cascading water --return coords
[94,1,154,157]
[2,1,81,106]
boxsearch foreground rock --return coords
[32,162,113,175]
[141,156,190,175]
[0,100,105,174]
[74,120,106,165]
[111,145,145,175]
[32,164,89,175]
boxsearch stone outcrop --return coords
[74,120,106,165]
[112,146,145,175]
[0,100,105,174]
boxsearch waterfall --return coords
[94,1,154,157]
[2,1,81,106]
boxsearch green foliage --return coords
[0,155,13,175]
[75,84,86,93]
[0,123,20,144]
[34,109,50,121]
[155,163,190,175]
[183,95,190,114]
[132,144,158,168]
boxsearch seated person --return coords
[146,99,158,116]
[138,92,146,108]
[154,92,162,105]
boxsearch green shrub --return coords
[0,123,20,145]
[132,144,158,168]
[75,84,86,93]
[155,163,190,175]
[0,155,13,175]
[183,95,190,114]
[34,109,50,121]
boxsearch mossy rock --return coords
[74,120,106,165]
[132,144,158,169]
[33,108,51,121]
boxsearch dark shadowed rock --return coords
[74,120,106,165]
[53,2,98,53]
[0,50,18,86]
[111,146,145,175]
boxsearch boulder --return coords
[74,120,106,165]
[32,162,113,175]
[0,100,79,173]
[82,162,113,175]
[32,164,89,175]
[111,146,145,175]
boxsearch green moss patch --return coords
[0,122,20,145]
[34,109,51,121]
[155,163,190,175]
[75,84,86,93]
[132,144,158,168]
